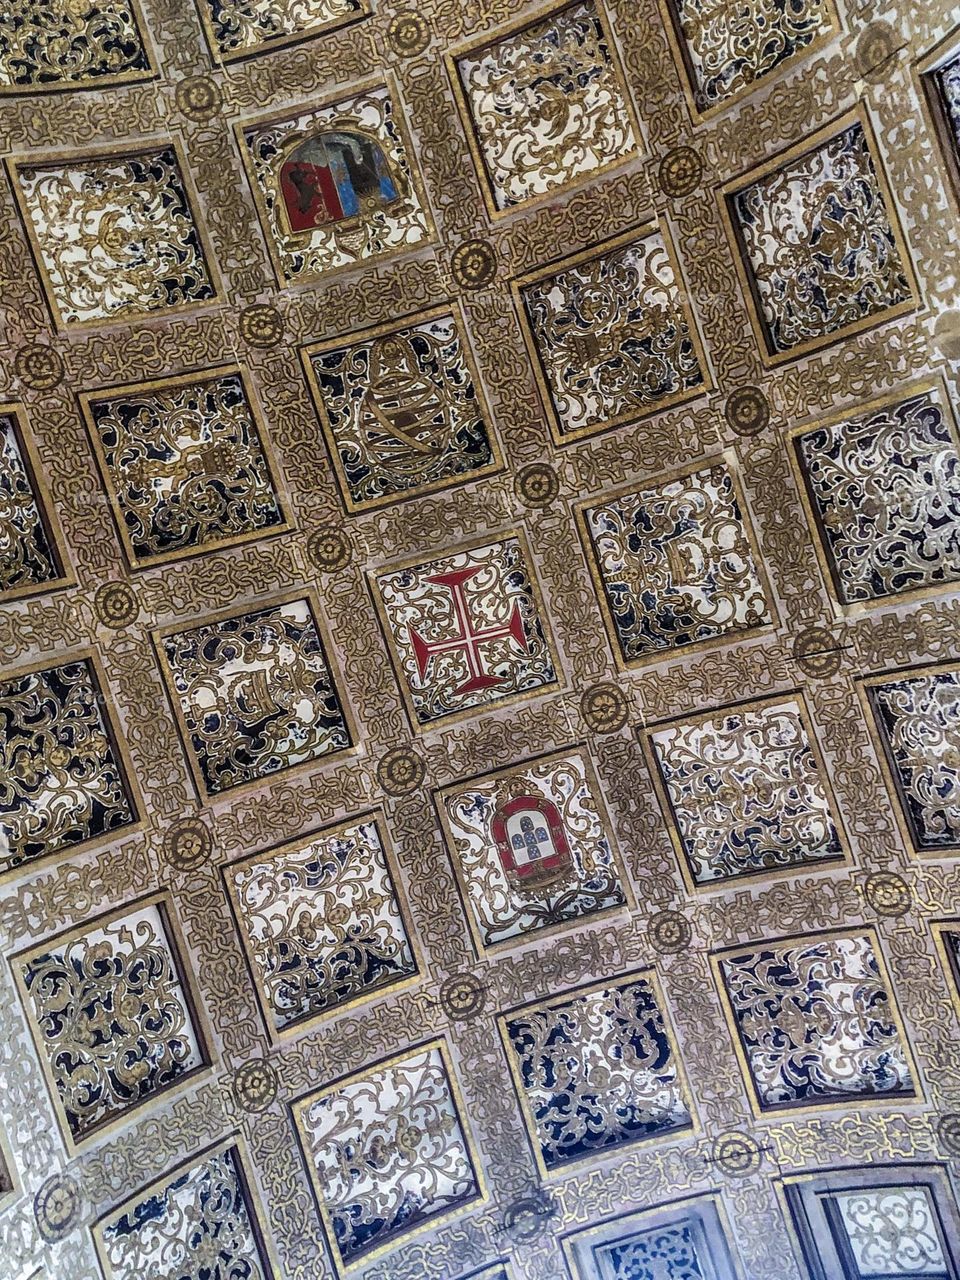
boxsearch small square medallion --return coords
[373,534,557,728]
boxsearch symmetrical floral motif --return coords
[831,1187,948,1275]
[581,462,772,663]
[516,225,704,440]
[865,665,960,852]
[666,0,835,113]
[452,0,637,211]
[16,899,205,1143]
[13,146,216,326]
[791,385,960,605]
[565,1200,737,1280]
[932,50,960,164]
[373,536,557,727]
[157,596,350,797]
[294,1042,480,1266]
[717,932,914,1110]
[97,1144,268,1280]
[0,410,62,596]
[304,307,497,510]
[501,974,691,1172]
[225,815,417,1034]
[241,85,430,283]
[729,118,913,357]
[437,749,627,950]
[0,656,136,874]
[198,0,365,60]
[646,697,844,885]
[0,0,151,90]
[593,1221,709,1279]
[83,370,286,567]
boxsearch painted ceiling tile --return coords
[452,0,638,212]
[934,50,960,161]
[667,0,835,113]
[241,84,431,284]
[0,656,136,875]
[792,386,960,606]
[730,119,913,357]
[198,0,366,61]
[832,1186,947,1275]
[718,932,914,1111]
[305,307,498,511]
[16,898,205,1144]
[582,461,772,663]
[566,1198,738,1280]
[374,535,557,727]
[647,697,844,886]
[867,666,960,853]
[225,815,418,1034]
[83,369,286,567]
[0,411,61,595]
[13,145,216,327]
[517,225,704,441]
[97,1144,268,1280]
[502,973,692,1173]
[438,749,627,951]
[596,1221,710,1279]
[159,596,350,797]
[0,0,152,90]
[295,1042,481,1268]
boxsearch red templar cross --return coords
[408,566,529,696]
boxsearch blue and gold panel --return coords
[0,405,69,601]
[0,0,153,92]
[713,929,916,1114]
[641,694,845,889]
[302,304,500,512]
[862,662,960,855]
[513,223,706,443]
[661,0,837,118]
[293,1040,484,1272]
[81,367,289,570]
[577,458,773,666]
[925,39,960,205]
[9,143,218,329]
[0,652,138,877]
[499,971,693,1175]
[789,382,960,608]
[195,0,367,63]
[723,109,915,363]
[94,1139,271,1280]
[563,1195,740,1280]
[448,0,639,217]
[223,813,419,1037]
[154,592,351,799]
[13,893,208,1150]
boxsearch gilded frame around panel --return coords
[559,1191,741,1280]
[0,0,158,96]
[5,136,224,333]
[709,924,923,1120]
[917,25,960,216]
[193,0,370,66]
[857,658,960,859]
[638,688,849,896]
[150,585,358,803]
[91,1132,280,1280]
[930,922,960,1021]
[574,449,778,671]
[290,1036,489,1277]
[234,73,438,290]
[654,0,840,126]
[221,807,425,1045]
[497,967,698,1181]
[784,375,960,617]
[368,526,563,735]
[0,400,76,603]
[78,363,295,572]
[10,888,214,1158]
[444,0,644,223]
[717,104,920,367]
[510,217,711,445]
[300,299,505,515]
[433,743,635,958]
[0,645,144,888]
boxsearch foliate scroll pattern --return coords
[719,933,914,1110]
[0,413,60,594]
[833,1186,947,1275]
[200,0,363,59]
[0,0,150,90]
[454,0,637,210]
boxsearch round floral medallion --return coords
[35,1173,81,1241]
[175,75,222,122]
[15,342,65,391]
[439,972,487,1022]
[94,581,139,629]
[937,1113,960,1157]
[239,304,285,349]
[503,1191,558,1243]
[712,1131,761,1177]
[377,745,426,796]
[648,909,692,955]
[724,385,770,437]
[581,682,629,734]
[855,21,901,83]
[516,462,559,508]
[234,1058,279,1112]
[658,146,703,198]
[164,817,213,871]
[864,870,912,918]
[307,525,352,572]
[792,626,843,678]
[387,11,430,56]
[451,238,497,290]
